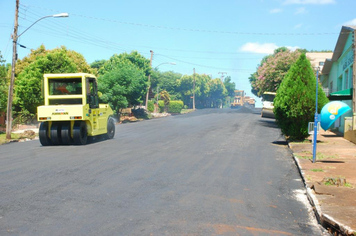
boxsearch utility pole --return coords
[353,29,356,130]
[6,0,19,139]
[218,72,227,82]
[145,50,154,109]
[193,68,196,110]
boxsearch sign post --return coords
[312,68,320,163]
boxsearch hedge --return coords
[158,100,184,113]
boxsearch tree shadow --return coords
[272,140,288,146]
[259,119,278,129]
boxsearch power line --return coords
[155,54,254,73]
[21,4,344,36]
[11,5,275,74]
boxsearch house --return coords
[319,26,355,139]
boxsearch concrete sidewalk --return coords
[289,130,356,235]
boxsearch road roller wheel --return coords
[39,122,51,146]
[73,121,87,145]
[61,122,71,145]
[50,122,62,145]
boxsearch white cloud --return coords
[240,43,279,54]
[295,7,307,14]
[343,18,356,26]
[270,8,283,14]
[240,42,299,54]
[287,46,300,51]
[283,0,335,4]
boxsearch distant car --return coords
[261,92,276,118]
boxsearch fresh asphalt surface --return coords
[0,107,325,236]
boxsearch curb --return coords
[290,148,355,236]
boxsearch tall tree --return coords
[97,60,147,116]
[209,78,227,108]
[98,51,151,76]
[223,76,235,97]
[151,70,182,100]
[250,47,302,96]
[14,46,92,121]
[273,54,329,140]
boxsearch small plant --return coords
[323,176,347,187]
[310,168,324,172]
[344,183,353,188]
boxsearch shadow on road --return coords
[258,119,278,129]
[272,140,288,146]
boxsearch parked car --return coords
[261,92,276,118]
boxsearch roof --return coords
[322,26,356,75]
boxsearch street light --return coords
[145,61,176,108]
[154,62,176,69]
[17,13,69,39]
[6,10,69,139]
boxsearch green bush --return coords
[158,100,165,113]
[158,100,184,113]
[274,54,328,141]
[147,100,155,112]
[168,101,184,113]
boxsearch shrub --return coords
[158,100,184,113]
[274,54,328,141]
[147,100,155,112]
[168,101,184,113]
[158,100,165,113]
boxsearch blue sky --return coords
[1,0,356,107]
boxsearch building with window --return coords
[320,26,355,135]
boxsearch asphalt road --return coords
[0,107,325,236]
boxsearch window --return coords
[86,78,99,108]
[48,78,82,95]
[345,70,349,90]
[330,81,333,93]
[337,76,342,91]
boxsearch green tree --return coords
[209,78,227,108]
[176,75,194,108]
[176,74,231,109]
[248,72,259,97]
[0,51,10,112]
[223,76,235,107]
[99,51,151,76]
[273,54,328,141]
[16,45,94,75]
[223,76,235,97]
[14,46,92,121]
[98,61,147,116]
[90,59,106,72]
[151,70,182,100]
